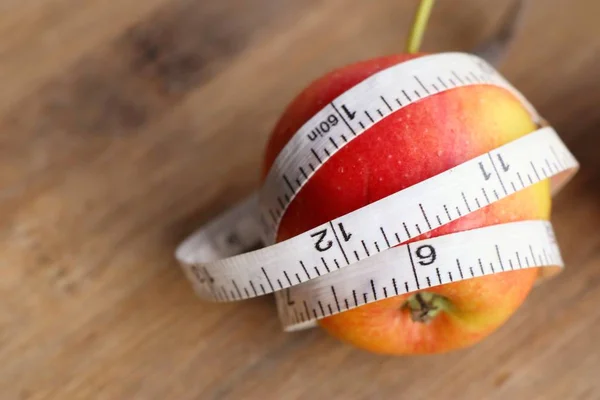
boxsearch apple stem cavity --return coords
[403,292,451,323]
[405,0,436,53]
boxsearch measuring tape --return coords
[175,52,579,332]
[258,52,539,243]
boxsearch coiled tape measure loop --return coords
[175,52,579,332]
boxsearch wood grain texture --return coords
[1,0,599,399]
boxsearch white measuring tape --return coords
[176,52,579,332]
[258,52,539,243]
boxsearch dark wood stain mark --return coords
[123,3,251,95]
[8,0,303,136]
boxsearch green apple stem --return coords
[403,292,452,323]
[405,0,436,53]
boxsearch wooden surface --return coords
[1,1,599,399]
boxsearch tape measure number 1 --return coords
[175,53,579,332]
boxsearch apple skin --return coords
[262,54,551,355]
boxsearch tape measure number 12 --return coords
[175,53,579,332]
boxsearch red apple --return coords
[262,54,551,355]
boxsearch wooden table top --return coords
[1,1,599,399]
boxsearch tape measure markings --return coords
[259,53,539,242]
[279,220,561,330]
[177,127,577,303]
[175,52,580,332]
